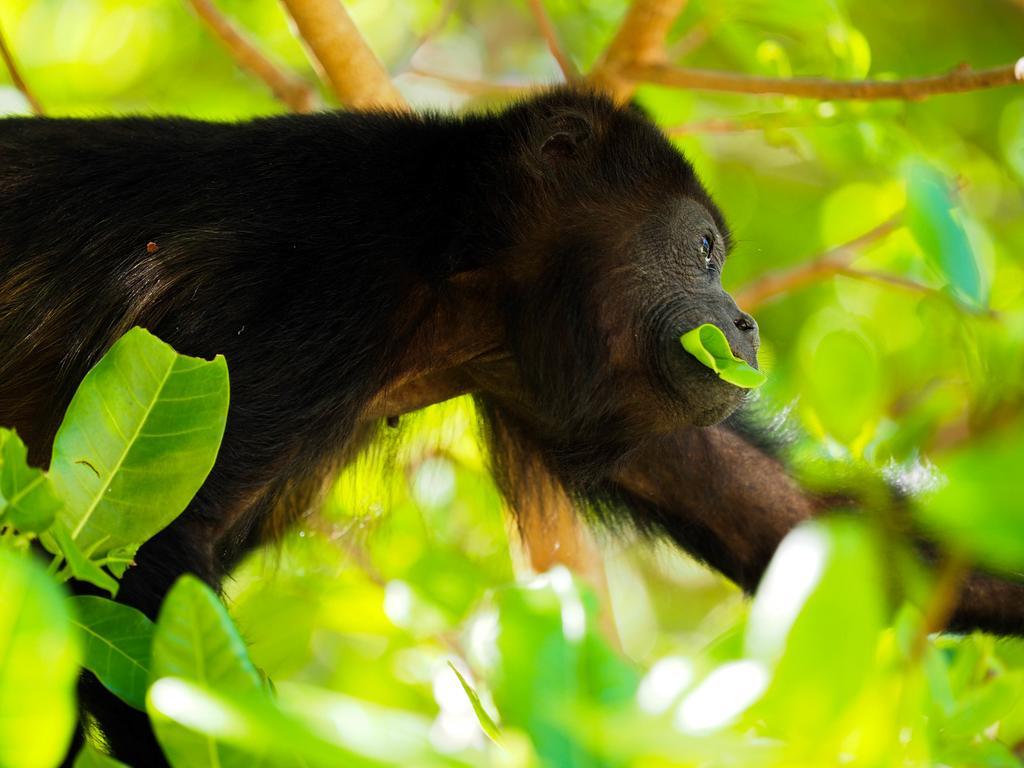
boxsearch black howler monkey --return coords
[1,88,1021,765]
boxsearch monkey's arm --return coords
[609,422,1024,636]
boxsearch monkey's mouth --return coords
[685,366,749,425]
[657,340,752,427]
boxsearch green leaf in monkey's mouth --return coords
[680,323,767,389]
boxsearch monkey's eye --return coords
[699,233,714,269]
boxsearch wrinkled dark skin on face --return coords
[0,88,1021,766]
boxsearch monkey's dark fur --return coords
[1,89,1021,765]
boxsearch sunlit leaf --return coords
[680,324,766,388]
[150,575,263,768]
[149,678,461,768]
[0,428,61,533]
[49,327,229,566]
[0,549,80,768]
[70,595,155,711]
[746,518,888,745]
[448,662,501,744]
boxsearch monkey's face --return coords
[472,93,759,480]
[488,193,758,446]
[626,196,760,428]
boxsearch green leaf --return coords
[447,662,501,744]
[917,432,1024,573]
[70,595,155,711]
[150,575,264,768]
[0,549,81,768]
[905,160,985,307]
[149,678,451,768]
[799,323,882,446]
[680,324,766,388]
[51,524,119,595]
[0,428,61,533]
[151,575,262,692]
[49,327,229,565]
[940,672,1024,740]
[479,568,638,766]
[72,744,130,767]
[746,518,888,742]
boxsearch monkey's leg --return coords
[610,422,1024,636]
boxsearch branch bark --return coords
[187,0,318,113]
[0,19,43,115]
[589,0,689,103]
[279,0,406,109]
[621,59,1024,101]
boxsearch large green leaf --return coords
[70,596,155,711]
[0,549,81,768]
[149,678,455,768]
[151,575,262,692]
[49,327,229,566]
[680,324,766,388]
[150,575,264,768]
[745,518,887,747]
[0,428,62,533]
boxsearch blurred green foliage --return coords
[1,0,1024,765]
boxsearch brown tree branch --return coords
[186,0,318,113]
[279,0,406,110]
[525,0,579,81]
[621,59,1024,101]
[0,19,42,115]
[735,215,902,312]
[589,0,689,103]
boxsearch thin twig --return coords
[668,111,826,136]
[186,0,318,113]
[405,67,536,96]
[589,0,690,103]
[665,18,715,60]
[391,0,458,75]
[279,0,406,110]
[525,0,579,81]
[0,19,43,114]
[836,267,941,298]
[735,215,903,311]
[621,59,1024,101]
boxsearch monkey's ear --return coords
[538,111,592,163]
